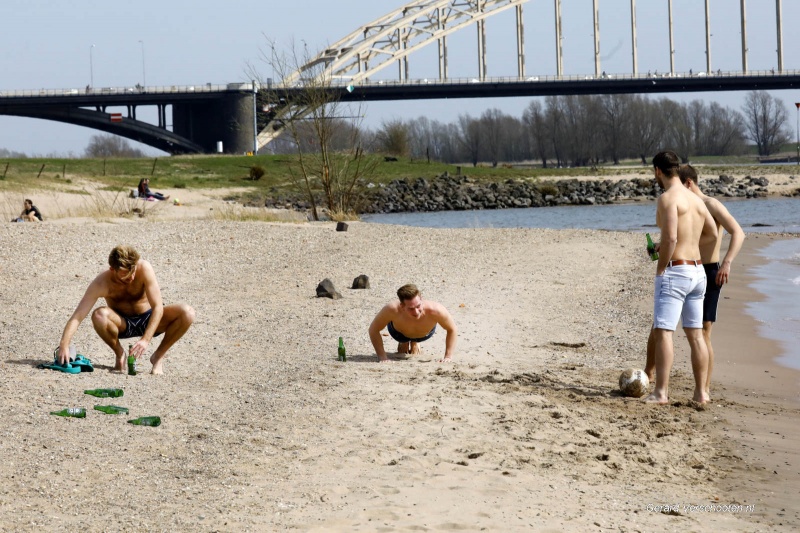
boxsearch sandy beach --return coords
[0,185,799,532]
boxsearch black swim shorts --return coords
[118,309,164,339]
[703,262,722,323]
[387,321,436,343]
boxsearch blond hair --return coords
[108,245,140,271]
[397,283,421,303]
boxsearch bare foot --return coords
[150,354,165,375]
[643,393,669,404]
[112,364,125,373]
[409,342,421,355]
[693,391,710,404]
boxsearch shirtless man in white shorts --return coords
[645,151,717,405]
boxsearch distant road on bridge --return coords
[289,70,800,102]
[3,70,800,154]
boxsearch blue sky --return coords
[2,0,800,156]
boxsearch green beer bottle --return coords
[84,388,124,398]
[127,344,137,376]
[645,233,659,261]
[338,337,346,362]
[128,416,161,427]
[50,407,86,418]
[94,405,129,415]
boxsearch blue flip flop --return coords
[70,354,94,372]
[47,348,94,372]
[37,360,81,374]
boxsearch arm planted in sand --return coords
[369,305,393,362]
[56,276,105,364]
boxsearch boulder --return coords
[316,278,342,300]
[351,275,370,289]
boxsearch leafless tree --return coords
[741,91,790,156]
[457,114,482,167]
[253,40,377,219]
[629,96,671,164]
[523,100,553,168]
[84,134,145,158]
[375,119,410,157]
[598,94,634,165]
[479,108,507,167]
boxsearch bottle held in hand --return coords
[127,343,137,376]
[51,408,86,418]
[645,233,659,261]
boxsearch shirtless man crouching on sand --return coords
[56,245,195,374]
[369,284,457,363]
[645,151,717,405]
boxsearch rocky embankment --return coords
[263,172,798,215]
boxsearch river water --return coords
[364,197,800,370]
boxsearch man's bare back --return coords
[655,185,708,270]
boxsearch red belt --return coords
[667,259,701,267]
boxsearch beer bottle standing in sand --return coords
[645,233,659,261]
[338,337,347,362]
[127,343,137,376]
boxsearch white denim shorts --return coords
[653,265,707,330]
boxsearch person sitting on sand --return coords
[645,151,717,405]
[369,283,457,363]
[56,245,194,374]
[11,199,43,222]
[137,178,169,201]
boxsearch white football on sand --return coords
[619,368,650,398]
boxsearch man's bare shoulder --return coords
[90,269,114,290]
[702,196,728,217]
[424,299,450,315]
[380,301,402,315]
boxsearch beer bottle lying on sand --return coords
[50,408,86,418]
[84,388,124,398]
[94,405,129,415]
[128,416,161,427]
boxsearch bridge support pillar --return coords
[173,91,254,154]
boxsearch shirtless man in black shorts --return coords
[645,164,745,396]
[369,284,457,363]
[56,245,195,374]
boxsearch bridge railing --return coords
[323,69,800,88]
[0,83,253,98]
[3,69,799,98]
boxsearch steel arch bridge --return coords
[2,1,796,154]
[259,0,792,150]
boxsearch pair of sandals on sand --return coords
[37,349,94,374]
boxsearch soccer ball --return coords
[619,368,649,398]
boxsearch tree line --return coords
[269,90,792,168]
